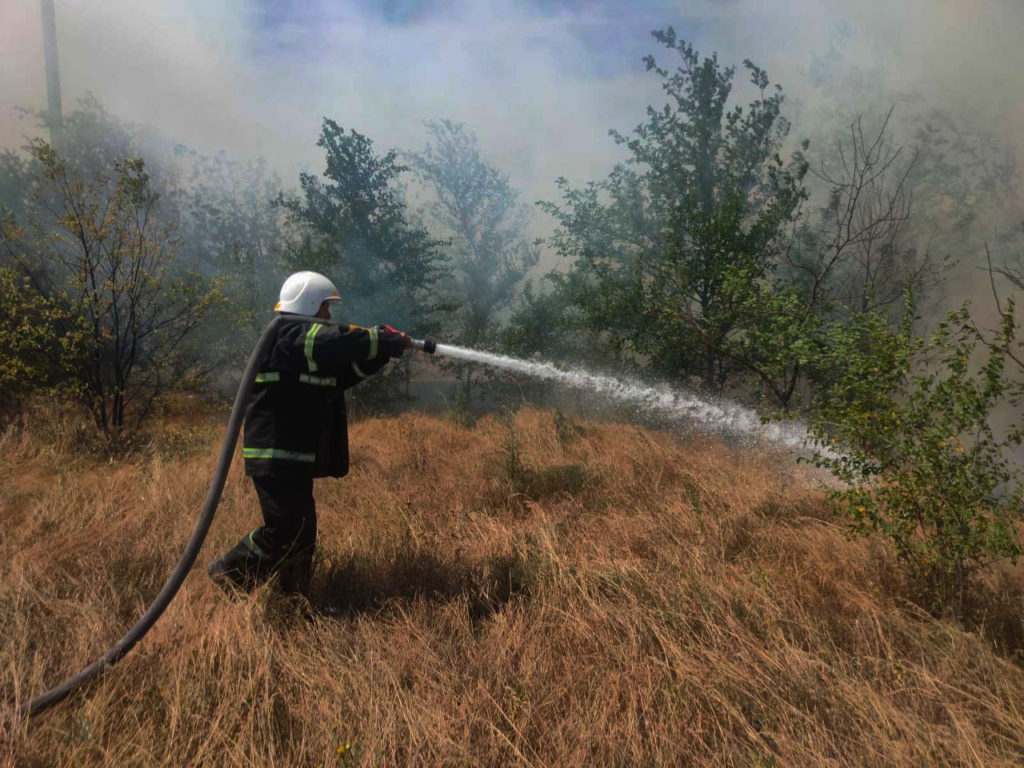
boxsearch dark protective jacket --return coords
[242,315,406,478]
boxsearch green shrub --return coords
[811,297,1023,614]
[0,265,66,415]
[0,142,220,443]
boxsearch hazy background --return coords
[4,0,1023,254]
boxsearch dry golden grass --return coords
[2,403,1024,767]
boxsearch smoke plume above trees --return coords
[2,0,1022,256]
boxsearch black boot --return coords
[208,532,277,593]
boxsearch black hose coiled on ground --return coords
[3,316,284,721]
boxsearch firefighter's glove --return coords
[377,324,411,358]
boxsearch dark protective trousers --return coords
[250,474,317,560]
[209,474,317,595]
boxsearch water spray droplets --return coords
[433,343,822,454]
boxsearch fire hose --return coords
[4,316,435,721]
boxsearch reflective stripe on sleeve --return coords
[242,447,316,463]
[299,373,337,387]
[304,323,323,372]
[367,327,378,360]
[254,372,280,383]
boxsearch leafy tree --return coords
[811,294,1023,614]
[796,109,935,315]
[0,140,220,442]
[719,281,821,411]
[536,167,652,369]
[408,119,538,399]
[743,110,938,412]
[503,279,573,361]
[497,276,603,407]
[280,120,446,336]
[541,28,807,391]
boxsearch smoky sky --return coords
[3,0,1023,229]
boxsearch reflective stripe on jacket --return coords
[242,316,405,478]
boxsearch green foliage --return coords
[811,296,1024,613]
[50,94,158,176]
[280,120,447,338]
[498,277,614,407]
[0,266,66,413]
[0,140,221,442]
[541,28,807,390]
[408,119,539,400]
[409,119,538,345]
[503,278,579,360]
[724,282,821,412]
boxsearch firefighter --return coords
[207,271,411,596]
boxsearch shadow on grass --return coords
[310,550,532,624]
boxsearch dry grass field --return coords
[2,401,1024,767]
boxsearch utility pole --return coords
[40,0,63,145]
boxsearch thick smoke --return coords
[3,0,1022,257]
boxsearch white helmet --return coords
[274,271,343,315]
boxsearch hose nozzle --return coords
[411,338,436,354]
